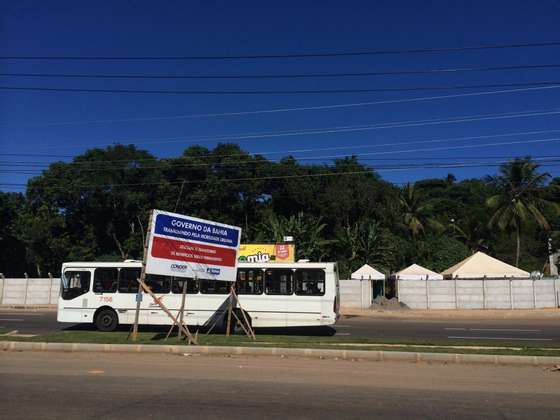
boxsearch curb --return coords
[2,341,559,366]
[0,305,57,311]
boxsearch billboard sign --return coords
[238,244,295,263]
[146,210,241,281]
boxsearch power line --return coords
[2,159,559,191]
[3,154,558,170]
[3,127,558,165]
[2,63,559,80]
[1,127,558,168]
[12,85,560,127]
[2,81,560,95]
[2,138,558,172]
[3,154,559,175]
[4,108,560,153]
[2,41,559,60]
[4,158,560,175]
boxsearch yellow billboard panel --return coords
[238,244,295,263]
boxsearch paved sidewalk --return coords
[3,341,560,366]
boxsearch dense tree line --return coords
[1,144,558,278]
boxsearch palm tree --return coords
[448,214,489,254]
[486,158,558,267]
[259,212,335,261]
[399,183,441,238]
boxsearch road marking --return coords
[0,318,25,322]
[469,328,541,332]
[445,328,541,332]
[87,369,105,375]
[336,332,351,336]
[448,336,553,341]
[335,325,351,328]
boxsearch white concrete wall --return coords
[0,277,60,305]
[397,280,428,309]
[339,279,372,309]
[398,278,560,310]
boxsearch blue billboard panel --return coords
[154,213,240,248]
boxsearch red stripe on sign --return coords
[151,236,237,267]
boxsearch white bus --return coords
[57,261,340,332]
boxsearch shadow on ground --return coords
[63,323,336,337]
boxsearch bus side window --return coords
[264,269,293,295]
[61,271,91,300]
[93,268,118,293]
[118,268,141,293]
[295,269,325,296]
[236,269,263,295]
[145,274,171,294]
[199,279,230,294]
[171,277,199,294]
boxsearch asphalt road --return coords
[1,351,559,419]
[1,309,560,344]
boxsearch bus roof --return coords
[62,261,337,270]
[238,262,336,270]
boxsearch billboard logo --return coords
[245,251,271,263]
[170,263,189,272]
[207,267,221,275]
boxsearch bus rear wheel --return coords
[95,308,118,332]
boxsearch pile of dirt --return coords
[370,296,409,310]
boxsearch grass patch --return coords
[1,330,560,357]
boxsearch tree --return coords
[399,183,441,238]
[447,212,489,254]
[416,235,470,273]
[486,158,559,267]
[0,192,28,276]
[339,221,395,275]
[257,212,335,261]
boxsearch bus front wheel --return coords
[95,308,118,332]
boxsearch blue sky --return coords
[1,0,559,192]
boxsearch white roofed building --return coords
[351,264,385,280]
[394,264,443,280]
[441,251,530,279]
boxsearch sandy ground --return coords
[342,307,560,319]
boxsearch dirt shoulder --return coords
[341,307,560,319]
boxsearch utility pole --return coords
[131,210,153,341]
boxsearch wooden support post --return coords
[225,290,233,336]
[131,210,153,342]
[165,312,181,340]
[231,287,255,341]
[230,310,252,339]
[178,279,188,342]
[131,289,142,341]
[138,278,197,345]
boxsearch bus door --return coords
[60,269,93,322]
[91,267,119,322]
